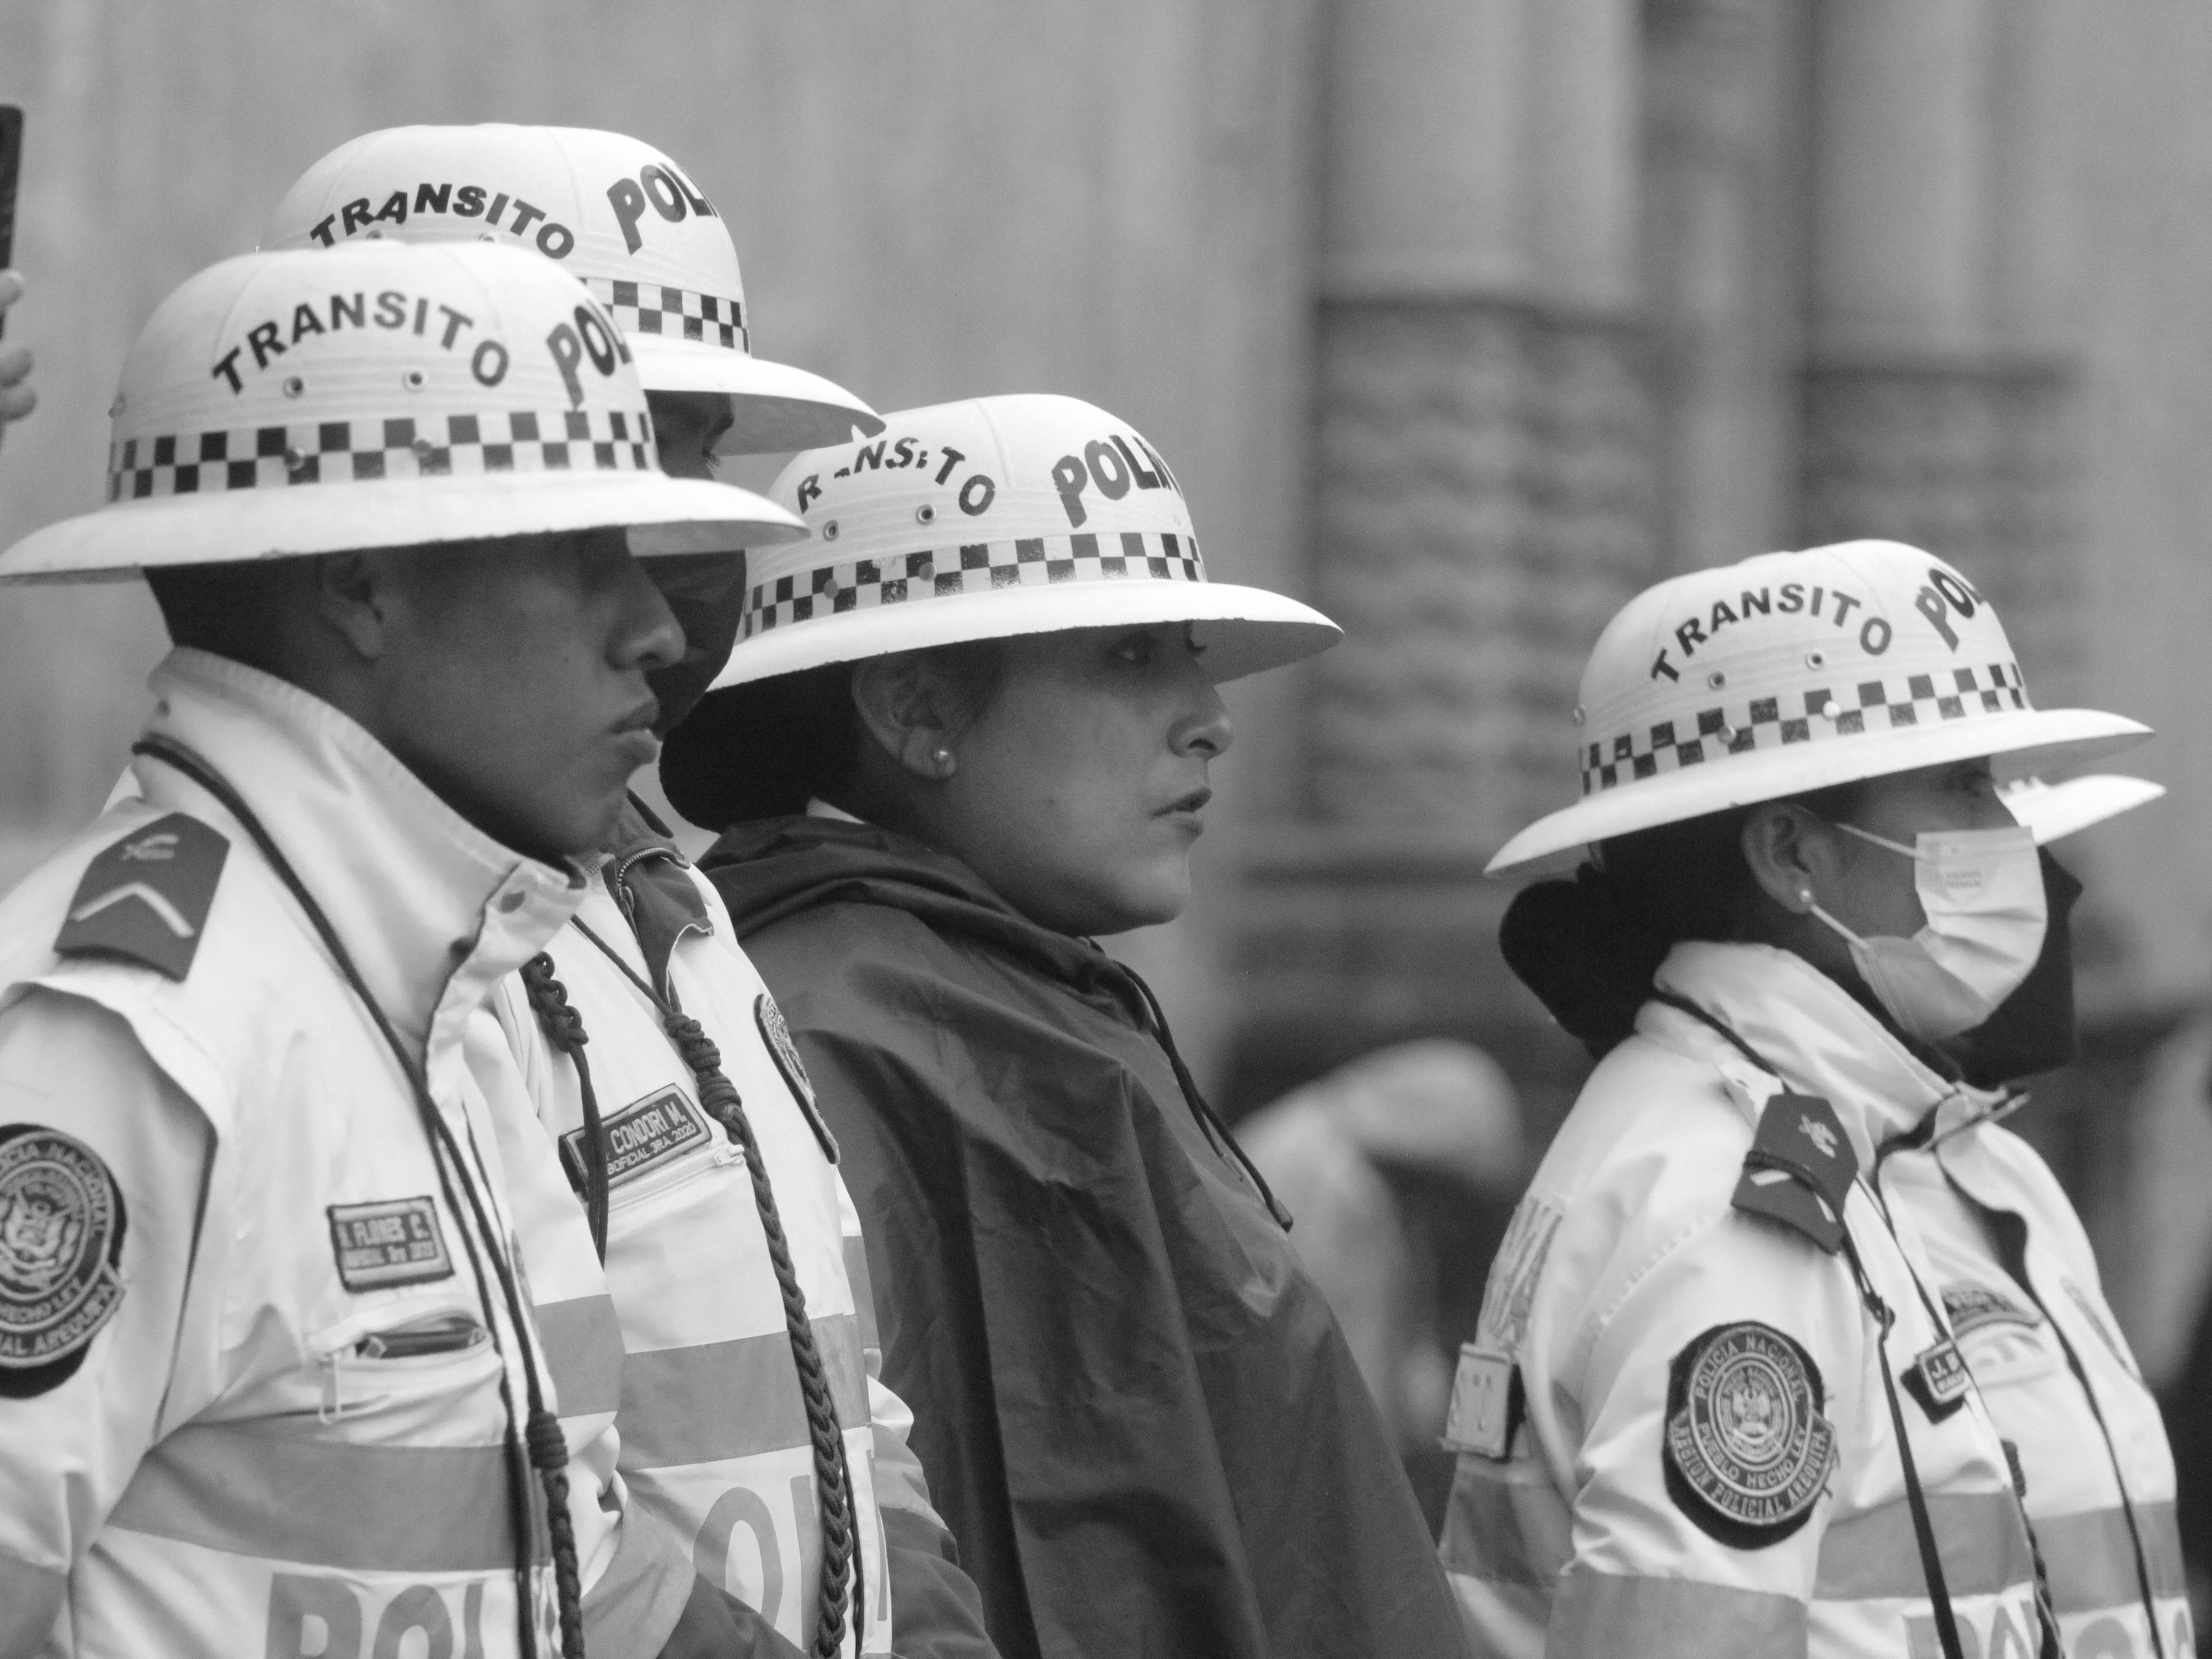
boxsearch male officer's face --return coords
[360,528,684,861]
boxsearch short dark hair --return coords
[661,638,1010,829]
[143,561,296,665]
[1500,779,1867,1056]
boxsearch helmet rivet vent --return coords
[1805,650,1826,669]
[281,376,305,399]
[821,519,840,541]
[402,369,427,391]
[410,437,436,461]
[1705,670,1726,690]
[915,504,936,524]
[363,228,383,240]
[283,446,309,473]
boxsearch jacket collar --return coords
[134,648,585,1085]
[1645,940,2004,1166]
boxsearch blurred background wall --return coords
[5,0,2212,1463]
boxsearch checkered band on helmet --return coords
[1580,661,2027,796]
[583,276,748,353]
[740,529,1207,640]
[107,409,656,501]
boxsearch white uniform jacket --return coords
[1889,1106,2188,1658]
[0,650,682,1659]
[480,818,986,1659]
[1441,942,2043,1659]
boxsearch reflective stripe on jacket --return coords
[1442,941,2043,1659]
[1891,1115,2190,1659]
[0,649,597,1659]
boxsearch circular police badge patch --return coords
[755,992,839,1164]
[1663,1321,1834,1548]
[0,1126,127,1395]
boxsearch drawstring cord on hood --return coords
[1117,961,1294,1233]
[556,921,862,1659]
[521,957,611,1262]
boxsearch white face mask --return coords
[1807,822,2048,1044]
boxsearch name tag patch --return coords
[1904,1338,1972,1422]
[560,1086,709,1190]
[1941,1280,2041,1337]
[1443,1345,1522,1460]
[326,1197,453,1292]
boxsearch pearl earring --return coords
[932,747,955,777]
[1798,888,1815,911]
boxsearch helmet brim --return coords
[2000,772,2166,845]
[1486,706,2154,878]
[707,576,1340,690]
[628,337,885,452]
[0,470,807,581]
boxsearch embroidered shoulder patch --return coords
[0,1127,128,1395]
[326,1197,454,1292]
[54,813,228,982]
[755,993,838,1165]
[1476,1196,1562,1354]
[1664,1321,1836,1548]
[1731,1093,1857,1253]
[1941,1280,2042,1338]
[559,1085,710,1190]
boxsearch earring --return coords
[1797,888,1815,912]
[932,746,955,778]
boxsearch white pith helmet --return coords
[703,392,1341,690]
[1487,540,2153,877]
[0,242,806,582]
[259,124,883,454]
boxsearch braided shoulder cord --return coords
[133,738,584,1659]
[520,956,612,1262]
[566,921,862,1659]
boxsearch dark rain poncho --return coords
[699,816,1467,1659]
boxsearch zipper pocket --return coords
[355,1312,488,1360]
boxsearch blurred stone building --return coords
[2,0,2211,1321]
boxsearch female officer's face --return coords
[1811,758,2017,940]
[928,624,1234,937]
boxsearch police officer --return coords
[0,241,808,1659]
[260,127,995,1659]
[1441,540,2164,1658]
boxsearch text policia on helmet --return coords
[259,125,882,453]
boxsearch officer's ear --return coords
[1741,801,1847,913]
[312,551,392,663]
[849,652,956,782]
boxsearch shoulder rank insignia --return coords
[0,1125,128,1396]
[54,814,228,982]
[1664,1321,1836,1548]
[755,993,838,1165]
[1731,1092,1857,1253]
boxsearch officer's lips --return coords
[1157,786,1212,828]
[611,699,661,765]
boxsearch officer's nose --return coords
[1171,676,1233,760]
[612,553,687,674]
